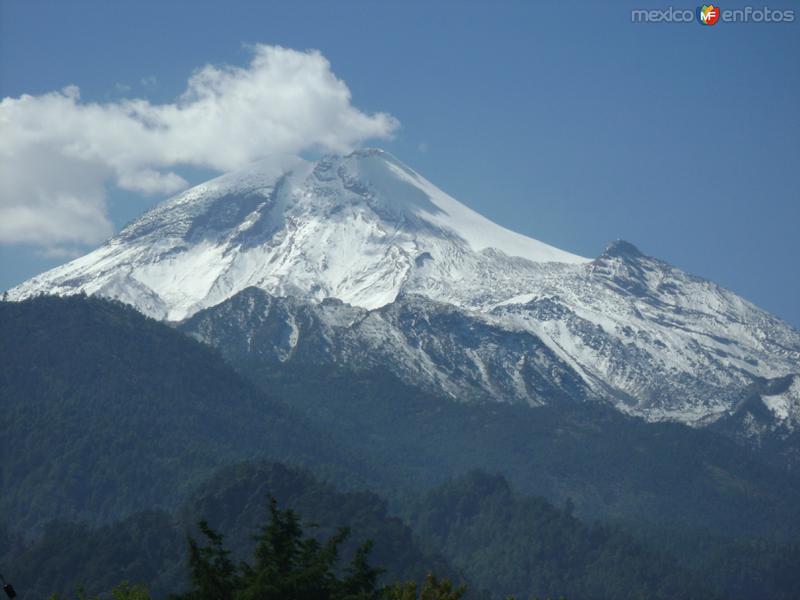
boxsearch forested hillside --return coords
[1,462,456,599]
[408,472,800,600]
[198,345,800,539]
[3,296,800,600]
[5,461,799,600]
[0,295,373,530]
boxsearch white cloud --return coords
[0,45,399,250]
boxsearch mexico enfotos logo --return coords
[697,4,721,25]
[631,5,795,23]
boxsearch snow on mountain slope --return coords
[9,149,585,321]
[9,149,800,426]
[708,375,800,454]
[180,288,596,407]
[489,242,800,422]
[761,376,800,427]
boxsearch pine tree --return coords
[174,497,390,600]
[342,540,385,599]
[179,520,238,600]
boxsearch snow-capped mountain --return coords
[9,149,800,428]
[10,149,584,321]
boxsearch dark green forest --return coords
[2,296,800,599]
[181,287,800,538]
[4,461,800,600]
[23,493,469,600]
[0,295,379,530]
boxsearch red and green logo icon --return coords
[697,4,721,25]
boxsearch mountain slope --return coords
[489,242,800,423]
[7,149,585,321]
[410,471,705,600]
[3,295,797,541]
[8,149,800,427]
[0,295,375,530]
[182,281,800,429]
[181,288,595,407]
[174,314,800,539]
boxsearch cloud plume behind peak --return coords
[0,45,399,250]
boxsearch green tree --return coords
[382,573,466,600]
[342,541,385,599]
[183,520,238,600]
[175,497,389,600]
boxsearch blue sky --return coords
[1,0,798,325]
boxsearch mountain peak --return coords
[10,150,587,320]
[601,239,644,259]
[345,146,389,158]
